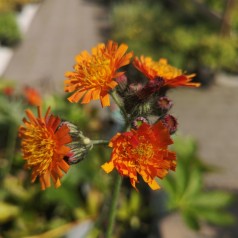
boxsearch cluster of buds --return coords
[116,74,177,134]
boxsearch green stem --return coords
[103,92,129,237]
[110,90,128,123]
[91,140,109,146]
[106,173,122,238]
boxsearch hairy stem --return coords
[91,140,109,146]
[106,173,123,238]
[110,90,128,124]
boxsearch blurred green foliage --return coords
[0,80,111,237]
[110,0,238,73]
[0,0,42,47]
[0,0,39,12]
[0,12,21,46]
[160,135,236,230]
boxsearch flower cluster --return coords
[19,40,200,190]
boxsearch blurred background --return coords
[0,0,238,237]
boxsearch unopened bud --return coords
[150,77,165,89]
[60,120,78,135]
[116,74,128,91]
[136,77,165,100]
[157,96,173,111]
[132,117,149,129]
[128,83,143,93]
[60,121,93,164]
[161,114,178,134]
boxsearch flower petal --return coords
[101,161,114,173]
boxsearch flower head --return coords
[24,86,42,106]
[19,107,72,190]
[133,56,200,88]
[2,86,14,96]
[65,40,133,107]
[101,122,176,190]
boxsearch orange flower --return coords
[24,86,42,106]
[2,86,14,96]
[65,40,133,107]
[133,56,200,88]
[101,122,176,190]
[19,107,72,190]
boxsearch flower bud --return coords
[65,140,92,164]
[157,96,173,111]
[128,83,143,93]
[161,114,178,134]
[60,121,93,164]
[116,74,128,92]
[132,117,149,129]
[136,77,165,100]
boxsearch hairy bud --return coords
[61,121,93,164]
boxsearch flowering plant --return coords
[19,40,200,237]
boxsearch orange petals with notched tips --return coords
[133,56,200,88]
[19,106,72,190]
[64,40,133,107]
[24,86,42,106]
[101,122,176,190]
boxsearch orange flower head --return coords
[24,86,42,106]
[101,122,176,190]
[2,86,14,96]
[133,56,200,88]
[19,107,72,190]
[65,40,133,107]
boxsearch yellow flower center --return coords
[79,55,113,87]
[130,136,155,167]
[151,59,182,79]
[23,125,56,173]
[132,143,154,160]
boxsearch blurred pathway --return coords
[3,0,108,93]
[169,80,238,190]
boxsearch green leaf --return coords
[182,210,200,230]
[129,191,141,213]
[191,191,235,209]
[182,168,202,199]
[117,195,131,221]
[173,161,189,197]
[43,186,79,209]
[0,202,20,223]
[198,209,236,226]
[172,135,197,161]
[160,175,177,198]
